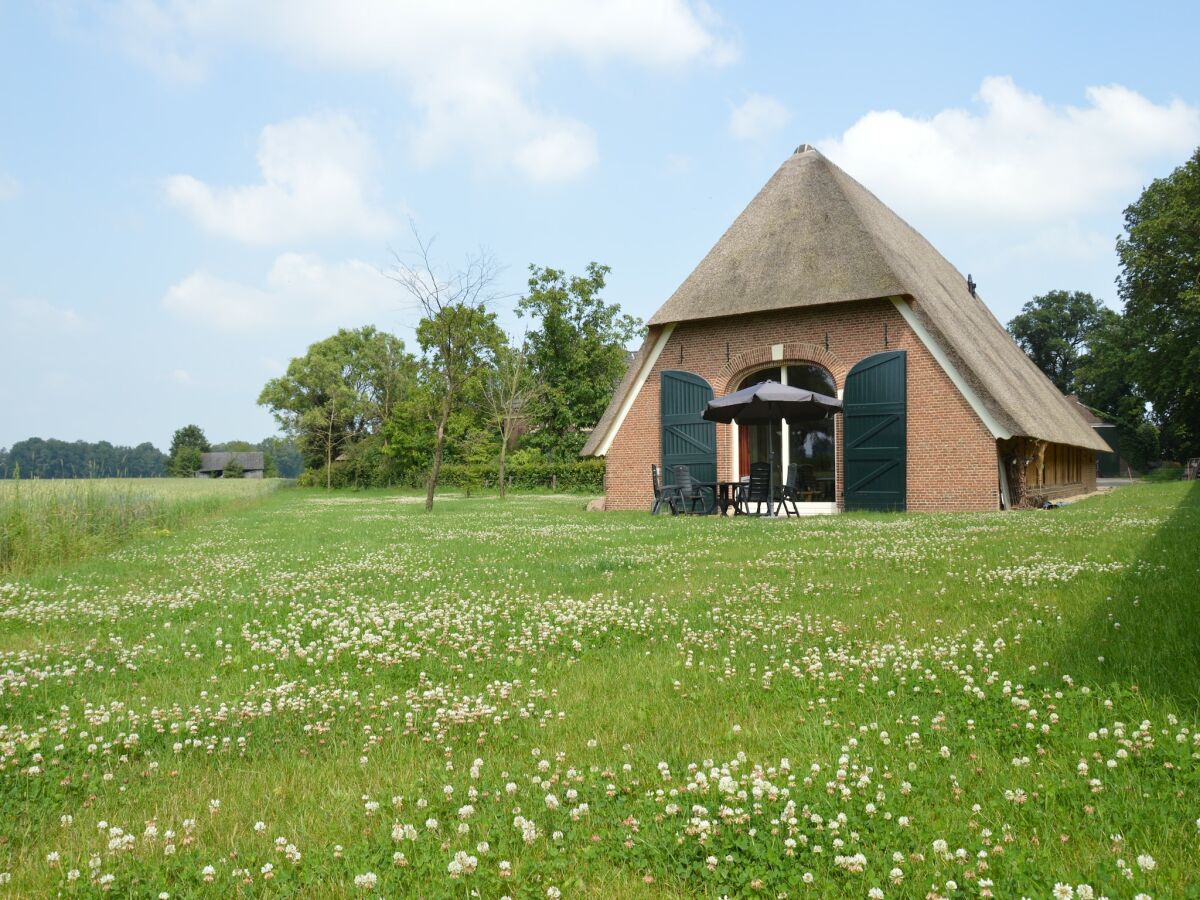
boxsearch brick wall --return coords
[602,298,1006,512]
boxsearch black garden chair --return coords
[670,465,709,515]
[736,462,772,515]
[777,463,801,517]
[651,464,683,515]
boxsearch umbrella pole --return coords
[767,419,776,517]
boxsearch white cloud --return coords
[165,113,394,243]
[729,94,790,141]
[818,77,1200,225]
[162,252,399,334]
[170,368,194,384]
[84,0,735,182]
[5,298,86,333]
[0,173,18,201]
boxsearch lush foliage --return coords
[0,437,166,479]
[518,263,642,459]
[0,478,276,575]
[167,425,211,478]
[1117,146,1200,460]
[1006,290,1108,394]
[1,483,1198,896]
[253,255,642,496]
[259,327,418,489]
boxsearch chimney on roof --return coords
[794,143,816,154]
[967,274,977,297]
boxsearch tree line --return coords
[2,433,302,479]
[257,241,639,508]
[0,438,166,479]
[1007,146,1200,469]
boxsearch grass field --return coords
[0,479,279,576]
[1,482,1198,898]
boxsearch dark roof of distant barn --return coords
[198,452,264,472]
[1066,395,1116,427]
[583,145,1108,455]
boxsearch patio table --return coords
[693,481,743,516]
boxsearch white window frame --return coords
[730,363,839,515]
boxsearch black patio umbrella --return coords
[702,380,842,516]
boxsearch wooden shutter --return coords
[843,351,907,511]
[661,370,717,487]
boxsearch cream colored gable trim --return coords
[594,324,676,456]
[890,297,1011,440]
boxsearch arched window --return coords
[736,364,836,502]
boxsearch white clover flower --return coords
[1136,854,1156,872]
[353,872,378,890]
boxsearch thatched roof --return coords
[585,146,1107,454]
[198,452,264,472]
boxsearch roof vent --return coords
[967,274,977,297]
[794,143,816,154]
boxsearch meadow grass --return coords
[0,479,279,576]
[0,482,1197,898]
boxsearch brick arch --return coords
[718,342,847,393]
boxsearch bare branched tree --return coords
[387,223,503,511]
[483,339,541,499]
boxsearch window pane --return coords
[787,418,835,501]
[786,364,836,396]
[738,367,781,390]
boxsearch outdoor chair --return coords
[776,463,801,516]
[736,462,772,515]
[670,465,708,515]
[651,464,683,515]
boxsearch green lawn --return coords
[1,482,1198,898]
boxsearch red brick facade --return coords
[602,298,1094,513]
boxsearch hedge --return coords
[298,458,605,493]
[435,459,605,492]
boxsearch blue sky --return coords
[2,1,1198,450]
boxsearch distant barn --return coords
[196,452,265,479]
[1066,395,1124,477]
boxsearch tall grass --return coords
[0,478,278,575]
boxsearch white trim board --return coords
[890,297,1011,441]
[593,324,675,456]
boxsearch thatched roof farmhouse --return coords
[583,145,1106,512]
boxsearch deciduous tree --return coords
[387,227,503,510]
[168,425,210,477]
[1006,290,1107,394]
[1117,146,1200,458]
[483,339,540,499]
[517,263,640,459]
[258,326,417,489]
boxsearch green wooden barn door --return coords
[661,370,717,495]
[843,351,907,511]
